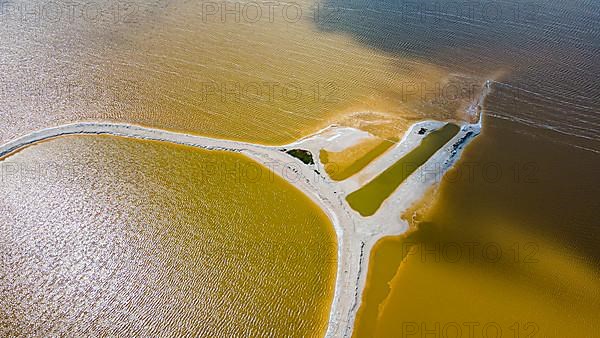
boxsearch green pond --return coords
[347,124,460,216]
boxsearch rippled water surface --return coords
[0,0,475,145]
[1,0,599,336]
[338,0,600,336]
[0,135,336,336]
[354,119,600,336]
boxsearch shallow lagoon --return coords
[346,124,459,216]
[0,135,337,336]
[320,137,397,181]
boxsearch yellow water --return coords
[4,0,599,335]
[97,0,475,144]
[0,135,337,336]
[355,216,600,337]
[353,118,600,337]
[0,0,480,145]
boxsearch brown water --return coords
[1,0,599,335]
[0,135,337,336]
[324,0,600,335]
[0,0,480,145]
[353,117,600,336]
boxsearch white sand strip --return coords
[0,81,492,337]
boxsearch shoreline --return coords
[0,118,480,337]
[0,121,360,336]
[0,81,491,337]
